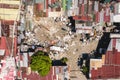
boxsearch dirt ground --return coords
[66,40,98,80]
[32,17,99,80]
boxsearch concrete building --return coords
[0,0,21,80]
[22,66,70,80]
[75,24,93,34]
[34,0,63,17]
[0,0,20,22]
[113,2,120,22]
[0,37,17,80]
[0,0,21,37]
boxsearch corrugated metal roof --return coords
[107,39,112,51]
[22,67,55,80]
[22,66,70,80]
[91,38,120,79]
[23,53,28,67]
[0,0,20,5]
[34,0,44,4]
[73,16,92,21]
[0,37,17,56]
[0,49,5,55]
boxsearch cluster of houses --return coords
[0,0,120,80]
[0,0,70,80]
[33,0,120,41]
[89,34,120,79]
[0,0,19,79]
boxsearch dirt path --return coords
[66,40,98,80]
[33,18,99,80]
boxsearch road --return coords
[66,40,98,80]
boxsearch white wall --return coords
[113,15,120,22]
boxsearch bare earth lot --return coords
[31,18,99,80]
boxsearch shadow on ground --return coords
[77,32,111,79]
[95,32,110,58]
[52,60,67,66]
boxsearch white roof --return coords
[48,12,63,17]
[107,39,112,51]
[110,34,120,38]
[20,45,28,52]
[113,14,120,22]
[0,49,5,56]
[50,46,64,52]
[116,39,120,52]
[107,38,120,52]
[23,53,28,67]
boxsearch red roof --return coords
[91,65,120,79]
[0,3,19,9]
[73,16,92,21]
[22,67,56,80]
[36,3,44,11]
[0,20,19,25]
[91,38,120,79]
[22,66,69,80]
[0,37,17,56]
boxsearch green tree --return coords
[61,57,68,63]
[30,51,52,76]
[82,66,88,74]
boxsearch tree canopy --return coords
[61,57,68,63]
[30,51,52,76]
[82,66,88,74]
